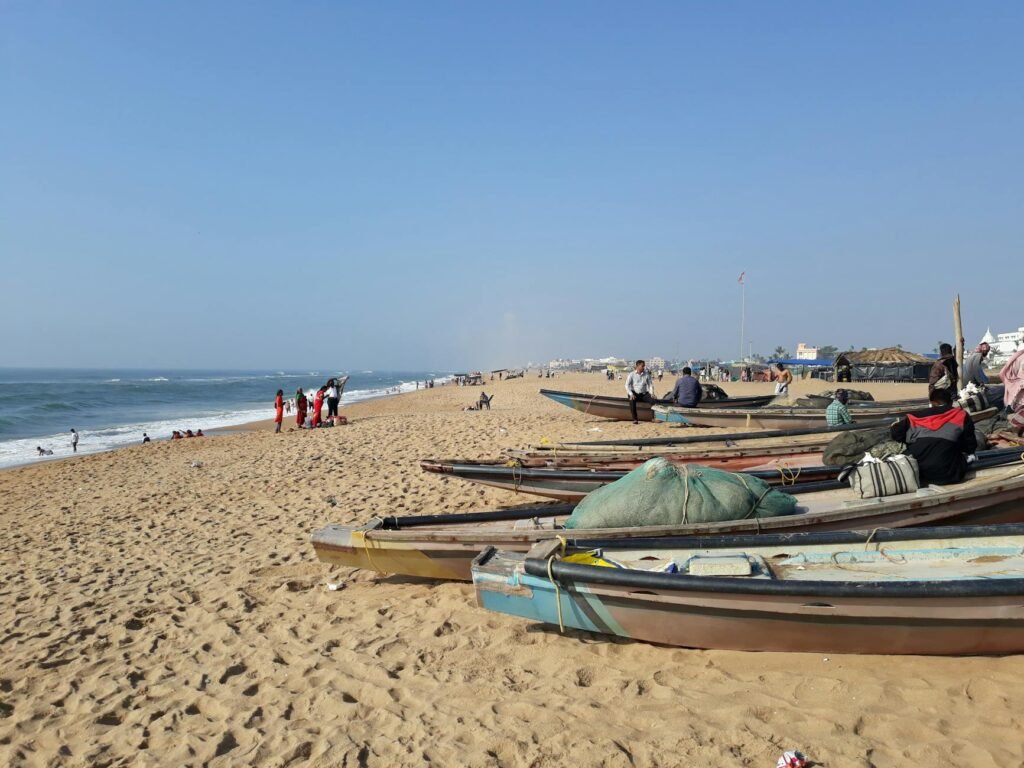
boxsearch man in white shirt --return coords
[625,360,656,424]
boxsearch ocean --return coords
[0,368,451,469]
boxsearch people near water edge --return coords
[325,379,340,425]
[625,359,656,424]
[670,367,702,408]
[36,446,53,456]
[890,387,977,485]
[312,387,325,428]
[825,389,852,426]
[295,388,308,428]
[962,342,990,388]
[999,347,1024,436]
[928,342,958,396]
[70,428,78,453]
[773,363,792,396]
[274,389,284,433]
[142,433,151,443]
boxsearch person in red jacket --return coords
[274,390,284,433]
[890,388,977,485]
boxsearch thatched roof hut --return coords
[834,347,932,382]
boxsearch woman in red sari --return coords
[274,390,284,433]
[312,387,325,428]
[295,388,307,428]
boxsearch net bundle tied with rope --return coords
[564,457,798,529]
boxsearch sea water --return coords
[0,368,451,469]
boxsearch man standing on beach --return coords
[773,364,793,396]
[625,360,656,424]
[670,367,702,408]
[70,428,79,452]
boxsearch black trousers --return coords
[628,392,655,422]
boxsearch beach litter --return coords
[777,750,807,768]
[326,582,345,592]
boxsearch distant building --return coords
[795,342,819,361]
[649,356,666,372]
[984,326,1024,364]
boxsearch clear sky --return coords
[2,2,1021,369]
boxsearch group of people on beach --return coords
[171,429,204,439]
[275,378,346,432]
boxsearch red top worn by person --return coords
[312,388,325,427]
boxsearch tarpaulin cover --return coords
[564,458,798,529]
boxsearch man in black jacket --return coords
[890,388,977,485]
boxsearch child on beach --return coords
[70,428,79,452]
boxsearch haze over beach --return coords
[3,2,1024,767]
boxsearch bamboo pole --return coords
[953,294,965,388]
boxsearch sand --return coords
[2,372,1022,767]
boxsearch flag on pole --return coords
[738,271,745,285]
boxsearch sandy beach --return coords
[2,372,1022,768]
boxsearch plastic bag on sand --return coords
[564,458,798,529]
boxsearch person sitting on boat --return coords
[625,360,656,424]
[670,367,702,408]
[928,343,958,397]
[826,389,853,426]
[962,342,991,388]
[889,387,977,485]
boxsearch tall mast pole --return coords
[739,272,746,361]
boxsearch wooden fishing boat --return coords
[311,463,1024,581]
[527,420,889,452]
[508,440,830,470]
[653,404,997,430]
[420,456,838,500]
[421,442,1019,501]
[472,523,1024,655]
[539,389,777,422]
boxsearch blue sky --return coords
[2,2,1021,369]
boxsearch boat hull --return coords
[540,389,776,422]
[312,466,1024,581]
[472,525,1024,655]
[654,404,998,430]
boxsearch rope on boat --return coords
[776,462,802,486]
[360,531,388,576]
[546,556,566,633]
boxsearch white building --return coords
[795,342,819,361]
[983,326,1024,364]
[649,356,666,372]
